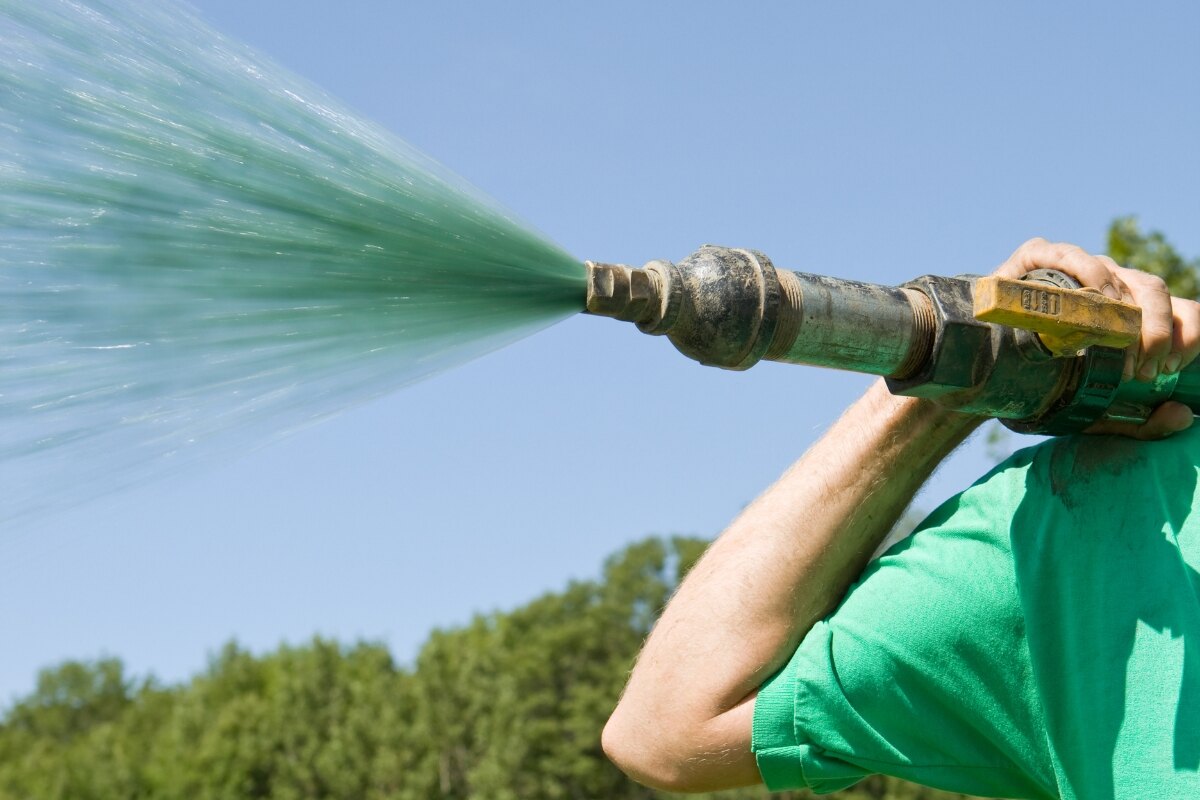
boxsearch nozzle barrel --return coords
[768,271,934,378]
[585,247,934,378]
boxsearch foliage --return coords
[0,536,990,800]
[1107,216,1200,299]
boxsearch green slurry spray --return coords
[0,0,585,521]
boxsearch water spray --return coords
[584,246,1196,434]
[0,0,582,521]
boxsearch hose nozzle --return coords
[584,248,780,369]
[585,262,659,323]
[585,246,931,374]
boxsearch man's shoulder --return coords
[885,425,1200,593]
[962,426,1200,523]
[1004,426,1200,537]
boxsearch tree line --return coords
[0,536,980,800]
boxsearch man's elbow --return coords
[602,707,696,792]
[603,704,748,793]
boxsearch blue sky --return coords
[2,1,1198,702]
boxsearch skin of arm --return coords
[602,239,1200,793]
[603,382,983,791]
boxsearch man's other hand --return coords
[995,237,1200,440]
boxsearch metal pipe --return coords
[767,270,933,378]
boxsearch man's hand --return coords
[995,237,1200,440]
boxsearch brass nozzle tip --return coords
[585,261,657,322]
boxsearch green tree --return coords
[0,539,992,800]
[1107,216,1200,299]
[4,658,131,743]
[405,537,689,800]
[0,658,175,799]
[145,640,420,800]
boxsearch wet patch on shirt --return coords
[1047,435,1145,510]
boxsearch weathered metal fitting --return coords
[887,275,993,399]
[975,268,1141,357]
[636,260,681,335]
[585,261,658,323]
[1001,348,1123,434]
[585,247,784,370]
[764,272,927,378]
[583,259,678,331]
[654,245,783,370]
[992,269,1125,433]
[897,288,937,379]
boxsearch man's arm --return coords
[602,239,1199,793]
[603,382,982,791]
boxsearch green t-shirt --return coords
[752,427,1200,799]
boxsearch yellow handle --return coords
[973,275,1141,357]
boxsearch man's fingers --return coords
[1086,401,1195,440]
[994,241,1178,384]
[1094,255,1137,304]
[1121,269,1174,381]
[996,238,1129,300]
[1168,296,1200,374]
[993,238,1197,438]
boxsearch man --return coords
[602,239,1200,799]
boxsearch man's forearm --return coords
[604,380,984,790]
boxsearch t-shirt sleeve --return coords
[752,452,1057,799]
